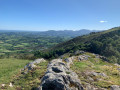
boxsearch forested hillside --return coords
[38,27,120,64]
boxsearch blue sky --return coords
[0,0,120,31]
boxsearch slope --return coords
[43,27,120,64]
[2,52,120,90]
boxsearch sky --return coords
[0,0,120,31]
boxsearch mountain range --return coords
[0,29,99,37]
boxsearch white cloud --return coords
[99,20,108,23]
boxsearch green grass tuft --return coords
[0,58,31,84]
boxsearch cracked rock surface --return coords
[38,59,83,90]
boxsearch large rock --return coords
[74,50,85,55]
[114,64,120,67]
[78,55,90,61]
[94,54,109,62]
[85,83,97,90]
[85,83,107,90]
[22,58,45,74]
[117,68,120,72]
[110,85,120,90]
[38,59,83,90]
[64,56,75,68]
[85,71,107,77]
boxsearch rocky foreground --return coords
[3,51,119,90]
[38,59,83,90]
[20,53,118,90]
[22,52,120,90]
[37,53,120,90]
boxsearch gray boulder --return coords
[97,73,107,77]
[74,50,85,55]
[78,55,90,61]
[38,59,83,90]
[64,56,75,68]
[114,64,120,67]
[110,85,120,90]
[117,68,120,72]
[85,71,107,77]
[22,58,45,74]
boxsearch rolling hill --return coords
[40,27,120,64]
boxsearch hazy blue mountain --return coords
[0,29,99,37]
[38,29,99,37]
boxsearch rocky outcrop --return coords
[110,85,120,90]
[117,68,120,72]
[78,55,91,61]
[85,83,107,90]
[64,56,75,68]
[36,53,119,90]
[94,54,109,62]
[74,50,85,55]
[85,71,107,77]
[114,64,120,67]
[22,58,45,74]
[38,59,83,90]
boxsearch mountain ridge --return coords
[0,29,99,37]
[37,27,120,64]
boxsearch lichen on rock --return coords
[38,59,83,90]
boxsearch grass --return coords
[0,58,31,85]
[71,53,120,89]
[0,58,48,90]
[12,61,48,90]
